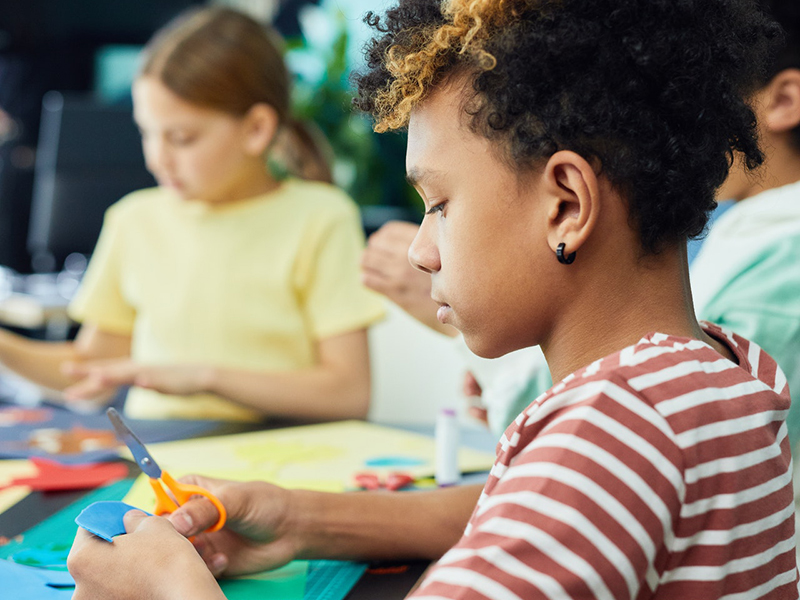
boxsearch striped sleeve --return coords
[413,380,684,600]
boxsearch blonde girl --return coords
[0,7,384,421]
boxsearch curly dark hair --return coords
[353,0,781,254]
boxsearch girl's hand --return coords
[361,221,456,337]
[68,510,225,600]
[463,371,488,425]
[166,475,300,577]
[62,359,212,399]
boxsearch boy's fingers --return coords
[123,509,150,533]
[205,552,229,578]
[168,497,222,537]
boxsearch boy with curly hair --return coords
[68,1,799,598]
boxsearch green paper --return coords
[221,562,308,599]
[0,477,367,599]
[304,560,368,600]
[0,479,311,599]
[0,480,135,564]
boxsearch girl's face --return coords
[132,76,268,203]
[406,84,560,359]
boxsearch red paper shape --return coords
[7,458,128,492]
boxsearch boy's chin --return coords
[462,332,517,360]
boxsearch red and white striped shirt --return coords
[413,323,798,599]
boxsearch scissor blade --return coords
[106,407,162,479]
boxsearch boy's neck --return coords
[539,244,734,384]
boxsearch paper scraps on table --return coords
[0,559,74,598]
[75,501,151,542]
[0,556,309,600]
[0,459,37,515]
[0,458,128,493]
[8,543,72,569]
[122,420,495,511]
[0,402,221,464]
[0,407,52,427]
[364,456,426,468]
[1,480,355,600]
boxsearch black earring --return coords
[556,243,576,265]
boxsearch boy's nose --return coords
[408,221,440,274]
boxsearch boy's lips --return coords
[434,300,452,323]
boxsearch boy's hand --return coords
[166,475,300,577]
[68,510,224,600]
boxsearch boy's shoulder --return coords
[514,324,787,441]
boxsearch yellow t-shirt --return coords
[68,180,385,420]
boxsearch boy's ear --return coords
[761,68,800,134]
[541,151,601,258]
[243,103,279,155]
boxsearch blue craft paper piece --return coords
[364,456,426,467]
[0,559,74,598]
[75,501,152,542]
[42,569,76,588]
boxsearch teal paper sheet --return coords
[0,480,363,600]
[304,560,368,600]
[0,480,136,565]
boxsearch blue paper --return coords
[75,501,152,542]
[364,456,425,467]
[0,559,74,598]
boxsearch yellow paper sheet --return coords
[0,460,37,515]
[124,420,494,511]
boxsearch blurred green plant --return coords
[285,4,420,215]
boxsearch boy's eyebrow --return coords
[405,168,443,187]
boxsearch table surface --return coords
[0,416,496,598]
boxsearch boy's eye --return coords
[426,200,447,216]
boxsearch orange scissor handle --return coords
[149,471,227,533]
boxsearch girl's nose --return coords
[144,138,171,174]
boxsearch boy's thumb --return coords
[123,509,149,533]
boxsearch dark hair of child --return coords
[354,0,781,253]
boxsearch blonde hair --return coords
[140,6,332,183]
[373,0,523,132]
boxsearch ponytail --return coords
[141,8,334,183]
[273,119,334,184]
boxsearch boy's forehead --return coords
[406,85,475,175]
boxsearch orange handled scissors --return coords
[107,407,227,533]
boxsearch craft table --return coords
[0,407,495,598]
